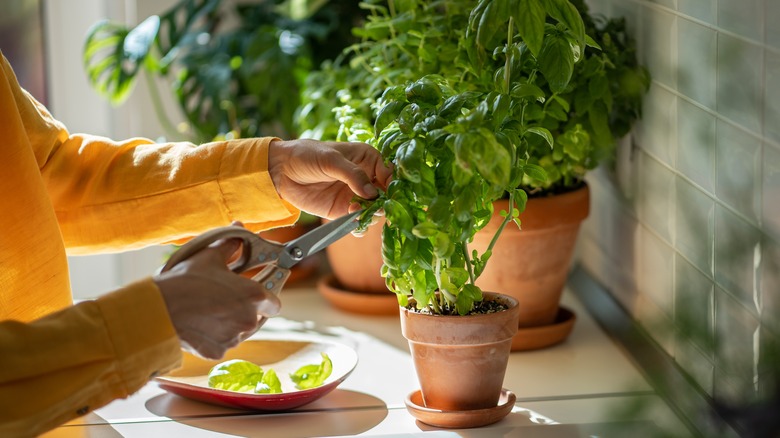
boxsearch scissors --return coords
[161,210,362,299]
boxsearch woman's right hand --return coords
[153,237,281,359]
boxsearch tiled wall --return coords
[581,0,779,409]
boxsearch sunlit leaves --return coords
[304,0,648,316]
[538,32,575,93]
[83,18,159,104]
[512,0,546,56]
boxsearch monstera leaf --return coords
[83,0,221,104]
[83,16,160,104]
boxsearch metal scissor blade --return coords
[276,210,362,269]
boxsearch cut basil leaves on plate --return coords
[207,354,333,394]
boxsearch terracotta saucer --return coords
[316,274,399,315]
[511,306,576,351]
[405,388,516,429]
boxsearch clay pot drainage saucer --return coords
[511,306,576,351]
[405,388,516,429]
[317,273,399,315]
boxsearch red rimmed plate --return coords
[156,336,358,411]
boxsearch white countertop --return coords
[43,282,690,437]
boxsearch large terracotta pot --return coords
[324,218,386,293]
[400,292,520,411]
[470,184,590,328]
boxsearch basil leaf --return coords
[255,368,282,394]
[512,0,546,56]
[374,101,406,137]
[538,33,575,93]
[208,359,264,393]
[290,353,333,390]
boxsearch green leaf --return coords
[512,0,546,56]
[514,189,529,213]
[588,101,612,146]
[444,267,469,288]
[415,239,434,271]
[395,139,424,183]
[541,0,586,56]
[538,33,575,93]
[559,124,590,160]
[255,369,282,394]
[438,94,470,119]
[453,186,477,223]
[510,83,546,102]
[546,102,568,121]
[384,199,414,234]
[476,0,500,49]
[490,93,510,124]
[433,232,452,257]
[374,101,406,137]
[474,129,512,187]
[456,284,483,315]
[397,104,419,135]
[83,21,144,104]
[405,77,442,106]
[290,353,333,390]
[589,74,608,100]
[399,235,419,272]
[124,15,160,61]
[382,225,400,270]
[208,359,265,393]
[412,269,430,305]
[585,34,601,50]
[427,195,453,227]
[522,163,548,183]
[552,94,571,113]
[412,222,439,238]
[526,127,554,148]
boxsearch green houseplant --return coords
[82,0,366,281]
[301,0,648,349]
[298,0,646,419]
[83,0,365,142]
[467,0,649,345]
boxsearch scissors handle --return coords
[161,226,290,296]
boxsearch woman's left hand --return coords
[268,139,392,219]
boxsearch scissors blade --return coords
[277,210,362,269]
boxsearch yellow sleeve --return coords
[0,279,181,437]
[4,52,299,254]
[47,135,300,254]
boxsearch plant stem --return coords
[434,257,444,311]
[461,242,476,284]
[387,0,397,38]
[504,16,514,94]
[143,69,184,141]
[486,191,515,256]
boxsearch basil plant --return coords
[301,0,648,315]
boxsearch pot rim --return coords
[400,291,519,319]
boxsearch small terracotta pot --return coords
[400,292,520,411]
[470,184,590,328]
[324,217,387,293]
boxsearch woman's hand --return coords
[268,139,392,219]
[154,237,280,359]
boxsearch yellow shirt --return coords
[0,52,299,436]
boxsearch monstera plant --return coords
[83,0,365,142]
[82,0,367,282]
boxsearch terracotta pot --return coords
[242,222,321,284]
[400,292,520,411]
[324,217,387,293]
[470,184,590,328]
